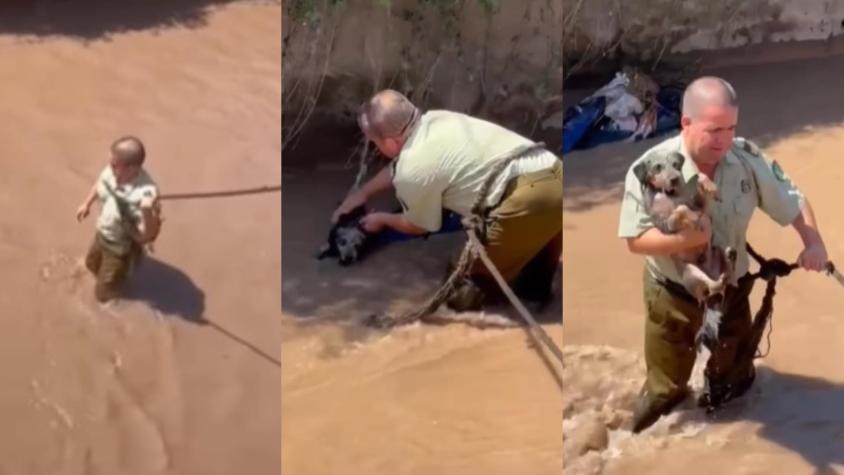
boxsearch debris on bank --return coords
[563,67,685,154]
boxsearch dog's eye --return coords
[653,163,662,172]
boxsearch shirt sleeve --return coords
[95,166,112,200]
[743,141,804,226]
[617,160,654,238]
[393,170,446,233]
[141,183,159,200]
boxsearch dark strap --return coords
[743,242,799,360]
[746,242,799,281]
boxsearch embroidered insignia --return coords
[740,179,751,193]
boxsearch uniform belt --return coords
[654,272,752,305]
[495,158,561,207]
[654,276,698,305]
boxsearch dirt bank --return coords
[282,0,563,156]
[563,52,844,474]
[563,0,844,82]
[0,2,280,474]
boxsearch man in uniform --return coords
[77,136,162,303]
[332,89,563,312]
[617,76,829,433]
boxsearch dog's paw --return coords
[668,204,696,231]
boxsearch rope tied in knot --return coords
[746,243,798,281]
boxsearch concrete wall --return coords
[282,0,562,137]
[565,0,844,71]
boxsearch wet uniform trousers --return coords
[466,159,563,302]
[642,267,755,404]
[85,233,143,302]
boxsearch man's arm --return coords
[739,140,827,270]
[380,213,429,235]
[626,217,711,256]
[357,165,394,200]
[332,165,395,222]
[82,183,98,207]
[791,198,824,248]
[791,198,828,271]
[136,196,162,244]
[76,182,99,221]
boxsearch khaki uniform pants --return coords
[467,160,563,299]
[642,267,756,402]
[84,233,143,302]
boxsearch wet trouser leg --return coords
[446,161,562,312]
[633,268,756,432]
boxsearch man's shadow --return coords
[122,255,279,367]
[686,366,844,475]
[123,255,207,324]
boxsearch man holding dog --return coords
[618,76,829,433]
[332,89,563,312]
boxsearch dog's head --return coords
[317,204,371,266]
[633,151,685,196]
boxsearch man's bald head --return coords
[682,76,738,119]
[111,135,145,166]
[357,89,419,141]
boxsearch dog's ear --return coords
[669,151,685,170]
[632,161,649,185]
[684,173,700,195]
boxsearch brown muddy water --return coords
[280,116,563,474]
[0,2,281,474]
[563,53,844,475]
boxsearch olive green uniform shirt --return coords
[618,134,805,285]
[95,165,159,253]
[391,110,559,232]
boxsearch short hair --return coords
[682,76,738,118]
[357,89,419,140]
[111,135,146,166]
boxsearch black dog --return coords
[316,204,375,266]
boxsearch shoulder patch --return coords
[738,138,761,157]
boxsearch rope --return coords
[466,230,563,363]
[363,142,563,364]
[159,185,281,201]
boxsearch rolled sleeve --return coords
[617,163,654,238]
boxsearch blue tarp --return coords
[562,85,683,154]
